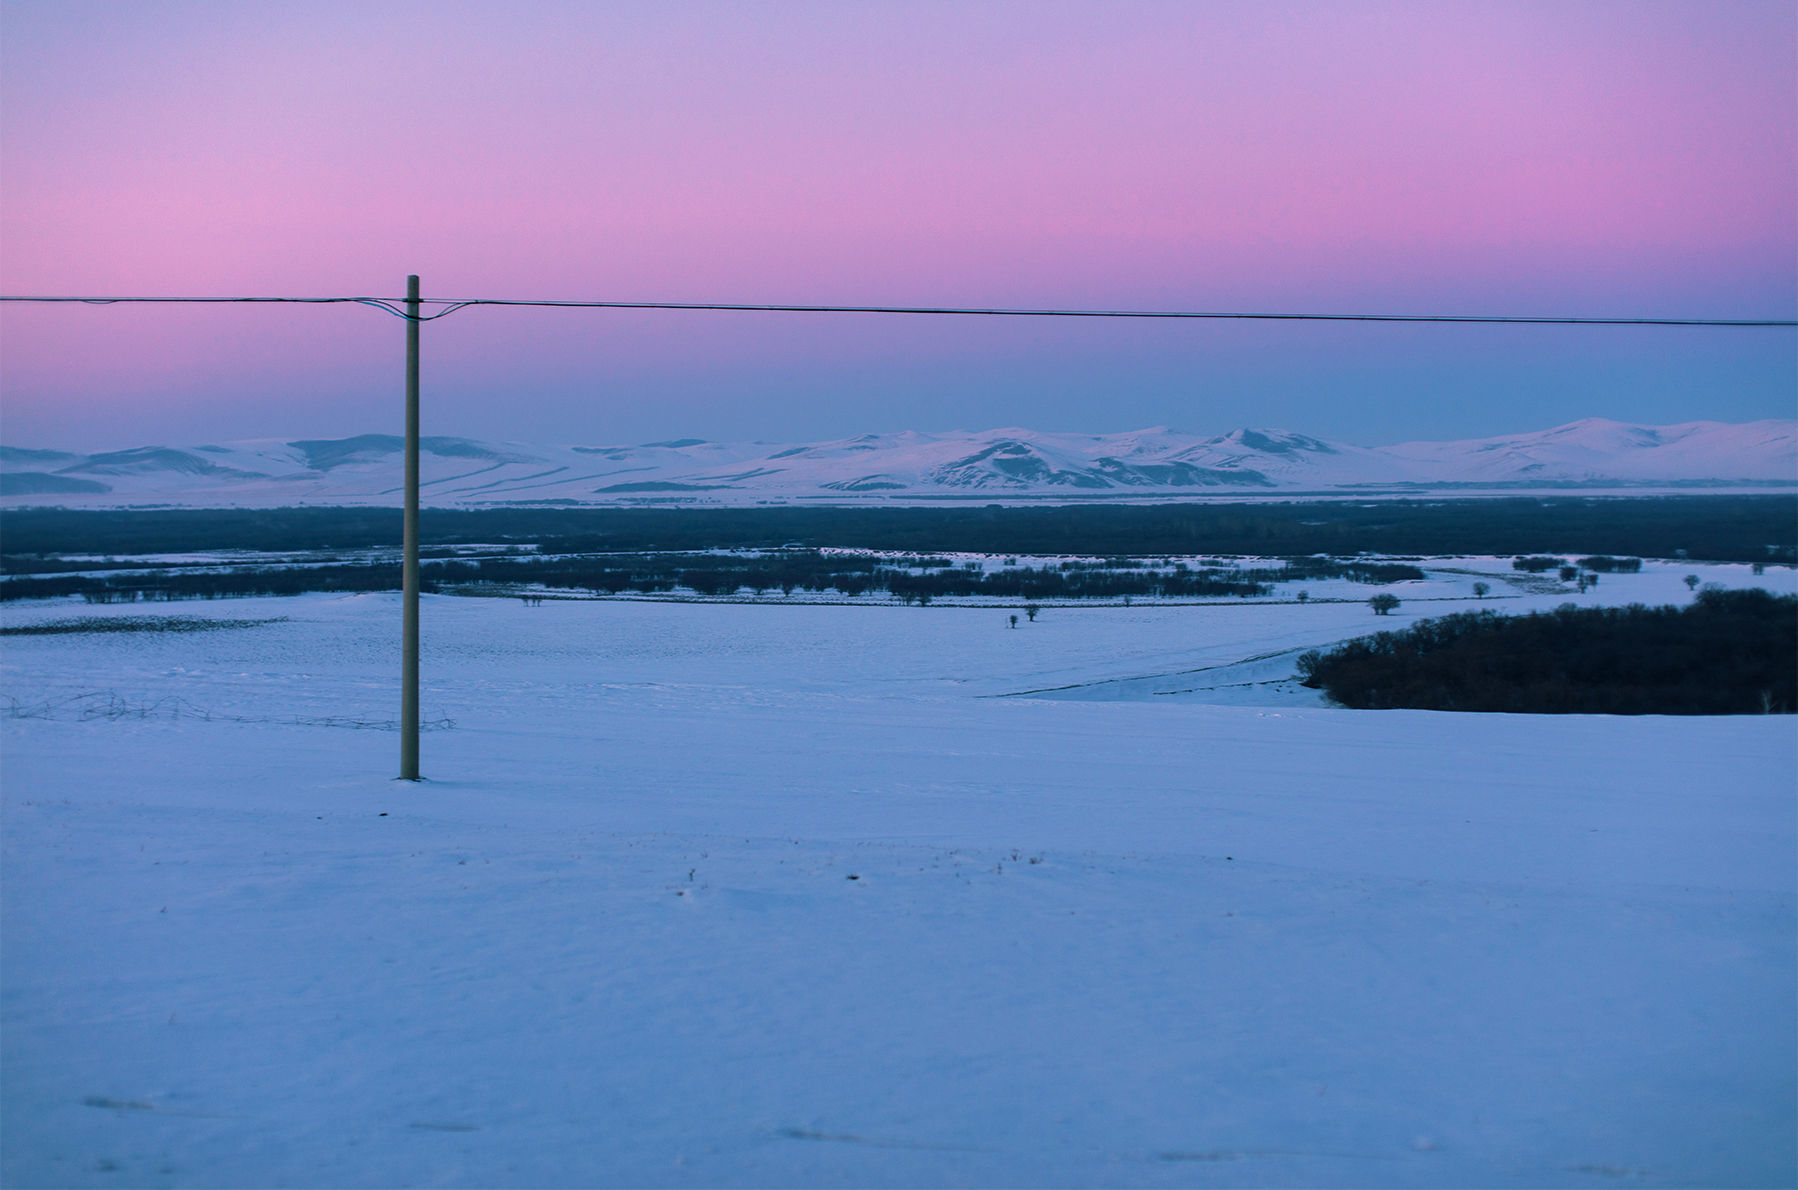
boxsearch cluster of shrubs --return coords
[473,552,1271,602]
[4,563,405,603]
[1282,557,1427,584]
[1297,588,1795,714]
[883,566,1268,603]
[1512,554,1642,573]
[459,551,891,597]
[0,547,1455,605]
[2,549,1280,604]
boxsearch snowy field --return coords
[2,559,1793,1187]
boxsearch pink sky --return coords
[2,0,1792,448]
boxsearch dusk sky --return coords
[1,0,1793,450]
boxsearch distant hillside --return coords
[2,418,1791,507]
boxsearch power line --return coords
[0,295,467,320]
[0,293,1792,327]
[21,274,1782,785]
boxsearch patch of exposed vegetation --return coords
[0,616,288,635]
[1297,588,1796,714]
[0,550,1287,603]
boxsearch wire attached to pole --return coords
[0,293,1790,327]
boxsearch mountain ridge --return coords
[2,418,1791,506]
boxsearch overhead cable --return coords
[0,293,1791,327]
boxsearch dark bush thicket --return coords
[1513,554,1644,575]
[884,566,1267,601]
[1577,555,1642,573]
[0,549,1274,603]
[1297,589,1797,714]
[1,564,405,602]
[478,551,1278,601]
[1281,558,1426,583]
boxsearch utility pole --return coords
[400,275,421,780]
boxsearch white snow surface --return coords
[4,418,1793,506]
[2,560,1794,1186]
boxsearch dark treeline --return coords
[1279,558,1428,583]
[1513,554,1643,573]
[0,543,513,576]
[3,550,1279,603]
[2,496,1792,562]
[882,567,1268,602]
[4,563,405,602]
[452,553,1274,601]
[1297,588,1798,714]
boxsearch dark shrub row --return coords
[2,549,1273,603]
[1513,554,1644,574]
[1282,557,1427,583]
[1297,588,1796,714]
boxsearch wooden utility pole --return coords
[400,274,421,780]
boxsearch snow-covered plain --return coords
[2,559,1794,1187]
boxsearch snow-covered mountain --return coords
[2,419,1791,506]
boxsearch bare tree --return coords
[1369,593,1400,615]
[1024,604,1040,622]
[1683,574,1701,591]
[1472,582,1490,599]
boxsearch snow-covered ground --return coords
[2,559,1793,1187]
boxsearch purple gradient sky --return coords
[2,0,1793,450]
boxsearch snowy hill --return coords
[2,419,1791,506]
[1383,418,1798,483]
